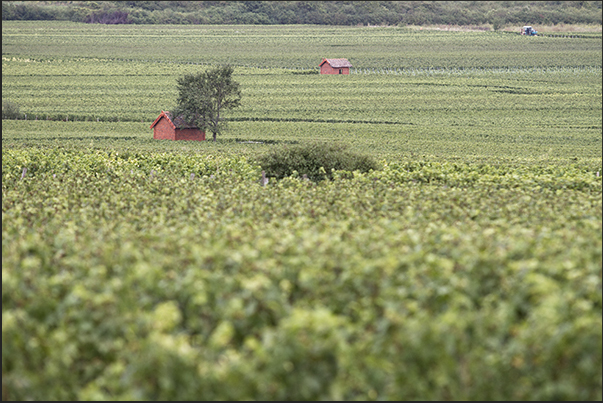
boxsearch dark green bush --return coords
[2,100,24,120]
[256,142,380,181]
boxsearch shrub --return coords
[255,142,380,181]
[2,100,24,120]
[290,69,319,75]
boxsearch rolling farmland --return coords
[2,21,602,400]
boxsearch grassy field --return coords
[2,22,601,162]
[2,21,602,400]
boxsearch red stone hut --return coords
[320,58,352,75]
[150,110,206,141]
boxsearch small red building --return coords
[150,110,206,141]
[320,58,352,75]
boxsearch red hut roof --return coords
[150,111,198,129]
[320,58,353,68]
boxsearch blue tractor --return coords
[521,26,538,36]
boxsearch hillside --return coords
[2,1,602,27]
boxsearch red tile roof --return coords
[150,110,198,129]
[320,58,353,68]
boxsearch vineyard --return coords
[2,22,602,400]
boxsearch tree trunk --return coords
[212,132,217,141]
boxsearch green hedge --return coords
[255,142,380,181]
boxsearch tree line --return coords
[2,1,602,26]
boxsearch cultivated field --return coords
[2,21,602,400]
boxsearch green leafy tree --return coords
[172,65,241,141]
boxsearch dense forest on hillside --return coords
[2,1,602,26]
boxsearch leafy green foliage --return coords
[172,65,242,141]
[255,142,380,181]
[2,149,602,400]
[171,72,211,131]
